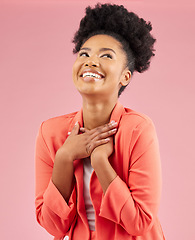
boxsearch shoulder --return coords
[121,107,155,131]
[119,107,159,152]
[40,111,78,137]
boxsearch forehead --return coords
[81,34,124,52]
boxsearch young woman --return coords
[35,3,165,240]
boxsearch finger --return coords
[70,121,80,135]
[86,144,91,155]
[79,127,87,133]
[88,138,110,153]
[94,128,117,140]
[89,121,117,140]
[80,121,117,136]
[87,123,114,138]
[98,121,117,133]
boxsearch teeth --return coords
[82,72,102,79]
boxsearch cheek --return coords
[107,65,123,79]
[72,60,80,76]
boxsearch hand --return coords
[56,121,117,162]
[90,136,114,169]
[91,136,114,160]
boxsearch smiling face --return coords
[72,34,131,100]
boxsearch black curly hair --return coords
[72,3,156,96]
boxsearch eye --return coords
[101,53,113,59]
[79,51,89,57]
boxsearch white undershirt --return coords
[83,157,95,231]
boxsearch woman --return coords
[35,3,165,240]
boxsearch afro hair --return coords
[72,3,156,95]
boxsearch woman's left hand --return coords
[79,126,115,166]
[90,136,114,167]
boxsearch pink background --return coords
[1,0,195,239]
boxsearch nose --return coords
[84,56,99,67]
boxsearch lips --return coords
[79,69,105,82]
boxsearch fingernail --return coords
[111,128,117,132]
[75,121,78,126]
[111,121,117,126]
[68,132,71,135]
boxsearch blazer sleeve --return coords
[99,119,162,236]
[35,122,77,238]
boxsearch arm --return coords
[91,137,117,194]
[92,120,162,236]
[35,122,77,238]
[35,121,118,237]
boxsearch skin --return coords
[52,34,131,202]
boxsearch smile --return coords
[82,72,102,79]
[80,69,105,82]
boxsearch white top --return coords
[83,157,95,231]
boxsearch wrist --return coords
[55,148,74,163]
[91,153,108,169]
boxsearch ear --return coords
[120,69,131,87]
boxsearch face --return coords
[72,34,131,99]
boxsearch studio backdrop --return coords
[0,0,195,239]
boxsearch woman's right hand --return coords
[56,121,117,162]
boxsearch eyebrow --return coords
[80,47,116,54]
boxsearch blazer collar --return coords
[109,101,124,128]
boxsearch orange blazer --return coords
[35,102,165,240]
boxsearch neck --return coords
[82,97,118,130]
